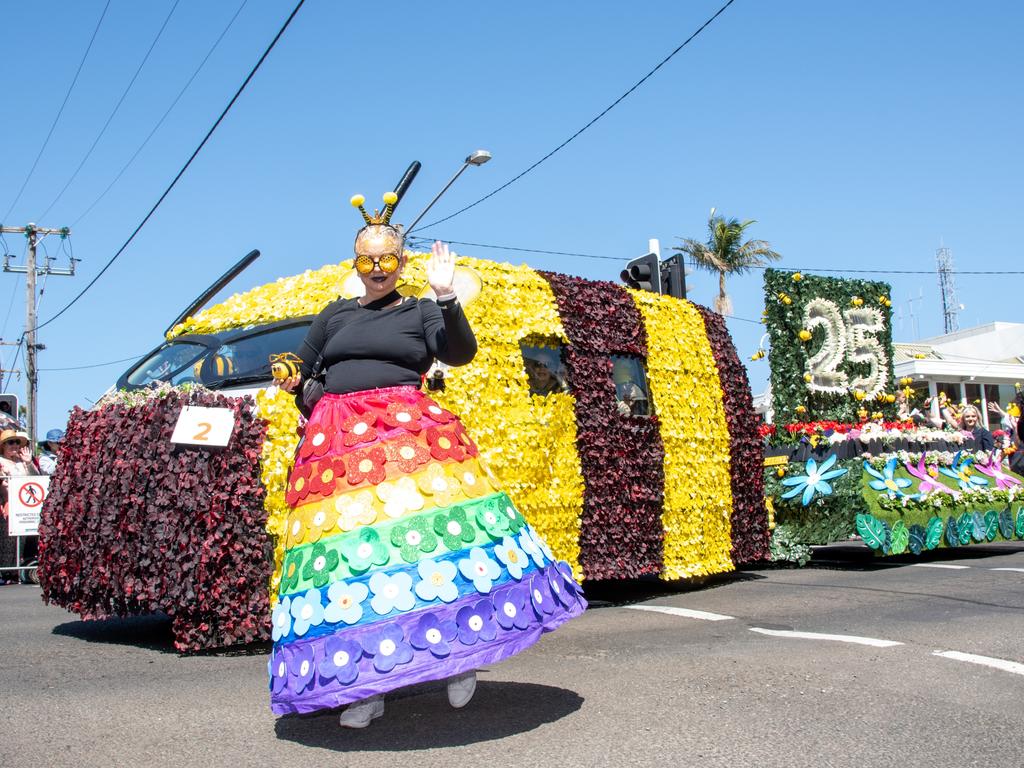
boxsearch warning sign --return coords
[8,475,49,537]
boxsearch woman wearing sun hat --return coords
[271,192,586,727]
[0,429,41,583]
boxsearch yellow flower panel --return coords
[426,257,585,580]
[630,291,735,579]
[255,386,300,605]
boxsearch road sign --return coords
[8,475,49,536]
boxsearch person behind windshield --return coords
[524,350,566,395]
[272,193,584,728]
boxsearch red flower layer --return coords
[541,272,665,580]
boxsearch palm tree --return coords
[673,210,781,315]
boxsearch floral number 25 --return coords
[802,298,888,397]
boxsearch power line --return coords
[71,0,249,228]
[410,0,738,234]
[31,0,307,335]
[39,353,145,372]
[2,0,111,221]
[36,0,182,221]
[405,239,1024,280]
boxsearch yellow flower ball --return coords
[791,273,803,282]
[798,329,812,342]
[885,394,896,403]
[776,467,786,478]
[795,405,807,414]
[851,296,864,306]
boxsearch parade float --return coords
[37,252,769,651]
[760,268,1024,564]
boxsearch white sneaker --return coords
[338,694,384,728]
[447,670,477,709]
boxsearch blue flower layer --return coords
[274,537,550,646]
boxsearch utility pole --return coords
[2,223,75,447]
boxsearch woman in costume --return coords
[272,193,585,727]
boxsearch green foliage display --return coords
[763,268,896,423]
[766,452,1024,561]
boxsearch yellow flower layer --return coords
[255,386,301,605]
[630,291,735,579]
[428,258,585,580]
[283,457,495,547]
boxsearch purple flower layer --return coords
[270,562,586,714]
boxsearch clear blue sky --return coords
[2,0,1022,433]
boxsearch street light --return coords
[405,150,492,235]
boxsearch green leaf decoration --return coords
[946,516,959,547]
[889,520,909,555]
[880,519,893,554]
[971,511,986,543]
[856,514,888,551]
[984,511,999,542]
[925,517,944,550]
[908,524,926,555]
[999,510,1014,540]
[1016,508,1024,539]
[958,513,973,545]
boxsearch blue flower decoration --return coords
[414,558,459,603]
[323,580,368,625]
[863,457,915,498]
[368,571,416,616]
[287,643,316,694]
[458,547,501,593]
[271,596,292,641]
[493,584,532,630]
[456,599,498,645]
[518,528,546,568]
[318,636,361,685]
[360,624,413,673]
[939,452,990,491]
[269,648,288,694]
[529,571,555,617]
[408,613,458,658]
[781,454,849,506]
[289,588,325,637]
[495,536,529,580]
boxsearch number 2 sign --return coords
[170,405,236,448]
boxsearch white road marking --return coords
[989,568,1024,573]
[626,605,734,622]
[910,563,970,569]
[933,650,1024,676]
[748,627,903,647]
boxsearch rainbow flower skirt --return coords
[269,386,586,715]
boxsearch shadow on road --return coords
[274,680,583,750]
[582,570,765,608]
[805,540,1024,571]
[51,613,271,657]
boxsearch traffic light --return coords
[620,252,662,293]
[660,254,687,299]
[0,393,17,423]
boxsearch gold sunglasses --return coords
[355,253,400,275]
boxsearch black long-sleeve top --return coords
[296,293,476,396]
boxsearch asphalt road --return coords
[3,542,1023,768]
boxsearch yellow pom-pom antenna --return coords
[381,191,399,225]
[350,194,372,225]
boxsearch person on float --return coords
[957,404,994,452]
[274,192,585,728]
